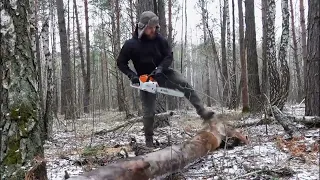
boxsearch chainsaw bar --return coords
[130,81,184,97]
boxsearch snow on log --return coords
[69,121,249,180]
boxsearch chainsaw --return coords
[130,74,184,97]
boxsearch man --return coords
[117,11,215,147]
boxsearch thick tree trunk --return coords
[261,0,269,97]
[158,0,167,38]
[57,0,75,119]
[1,0,47,178]
[275,0,290,110]
[51,0,58,117]
[84,0,91,113]
[290,0,303,102]
[299,0,307,97]
[267,0,281,106]
[221,0,229,106]
[69,122,249,180]
[245,0,262,112]
[305,0,320,116]
[137,0,154,15]
[238,0,249,112]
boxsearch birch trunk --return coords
[276,0,290,110]
[42,19,53,140]
[266,0,281,106]
[1,0,47,178]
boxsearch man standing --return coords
[117,11,215,147]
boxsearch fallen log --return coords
[288,116,320,128]
[95,112,174,136]
[68,121,249,180]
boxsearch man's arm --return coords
[158,37,173,69]
[117,40,136,78]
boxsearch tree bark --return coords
[289,0,303,102]
[221,0,229,106]
[69,122,249,180]
[305,0,320,116]
[245,0,262,112]
[1,0,47,178]
[42,19,53,141]
[238,0,249,112]
[167,0,173,48]
[73,0,88,114]
[230,0,237,109]
[200,0,211,107]
[84,0,91,113]
[158,0,167,38]
[57,0,75,119]
[299,0,307,96]
[275,0,290,110]
[261,0,269,97]
[267,0,281,107]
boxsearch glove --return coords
[129,74,140,85]
[151,66,163,80]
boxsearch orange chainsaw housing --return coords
[139,74,154,82]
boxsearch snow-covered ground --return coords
[45,105,319,180]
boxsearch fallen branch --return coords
[271,106,301,137]
[234,118,274,128]
[68,121,249,180]
[95,112,174,136]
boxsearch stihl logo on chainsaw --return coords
[130,74,184,97]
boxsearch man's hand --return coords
[130,74,140,85]
[151,67,163,80]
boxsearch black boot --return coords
[197,108,215,122]
[145,136,154,147]
[143,116,154,147]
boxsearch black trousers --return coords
[140,68,205,137]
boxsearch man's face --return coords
[144,25,157,39]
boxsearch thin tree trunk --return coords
[289,0,303,102]
[158,0,167,38]
[168,0,173,48]
[84,0,91,113]
[200,0,211,107]
[245,0,262,112]
[51,0,58,116]
[221,0,229,106]
[305,0,320,116]
[261,0,268,97]
[299,0,307,98]
[1,0,47,178]
[238,0,249,112]
[230,0,237,109]
[42,19,53,141]
[56,0,75,119]
[73,0,87,114]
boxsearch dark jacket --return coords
[117,26,173,78]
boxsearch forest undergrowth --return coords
[45,104,319,180]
